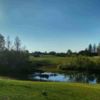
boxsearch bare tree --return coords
[6,36,11,50]
[14,36,21,51]
[0,34,5,51]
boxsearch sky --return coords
[1,0,100,52]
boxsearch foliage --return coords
[60,56,95,71]
[0,34,33,79]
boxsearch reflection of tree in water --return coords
[33,71,100,83]
[39,73,57,79]
[40,74,49,79]
[94,74,100,83]
[87,74,95,81]
[64,71,96,83]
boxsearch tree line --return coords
[31,43,100,57]
[0,34,35,79]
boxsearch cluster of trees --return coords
[31,51,68,57]
[0,34,34,79]
[79,44,97,56]
[58,56,100,72]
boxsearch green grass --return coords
[30,55,76,72]
[30,55,100,64]
[0,78,100,100]
[30,55,100,72]
[30,55,75,64]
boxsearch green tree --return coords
[93,44,97,53]
[67,49,72,56]
[88,44,93,53]
[97,43,100,55]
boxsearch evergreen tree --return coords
[88,44,93,53]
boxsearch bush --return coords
[59,56,98,71]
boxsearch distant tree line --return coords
[31,43,100,57]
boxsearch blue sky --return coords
[1,0,100,52]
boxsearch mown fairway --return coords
[0,79,100,100]
[30,55,100,64]
[30,55,76,64]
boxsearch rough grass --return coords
[30,55,100,72]
[0,78,100,100]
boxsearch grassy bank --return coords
[0,78,100,100]
[30,55,100,72]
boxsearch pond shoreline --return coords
[29,71,99,84]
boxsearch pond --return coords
[30,71,100,84]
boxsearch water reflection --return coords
[31,71,99,84]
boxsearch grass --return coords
[30,55,100,64]
[0,78,100,100]
[30,55,75,64]
[30,55,75,72]
[30,55,100,72]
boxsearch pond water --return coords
[30,71,100,84]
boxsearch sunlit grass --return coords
[0,78,100,100]
[30,55,100,72]
[30,55,100,64]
